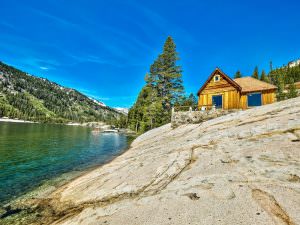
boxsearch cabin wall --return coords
[239,95,248,110]
[226,90,240,109]
[262,90,276,105]
[198,90,240,110]
[239,90,276,110]
[199,89,277,110]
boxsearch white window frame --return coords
[214,75,220,82]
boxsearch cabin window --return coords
[214,75,220,82]
[247,92,262,107]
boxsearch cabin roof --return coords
[197,68,241,96]
[233,77,277,93]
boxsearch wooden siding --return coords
[239,95,248,110]
[239,91,276,110]
[198,73,276,110]
[262,91,276,105]
[200,75,236,94]
[198,74,241,110]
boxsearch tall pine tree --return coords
[260,70,268,82]
[276,76,286,101]
[127,36,184,133]
[252,66,259,79]
[156,36,184,109]
[287,79,298,99]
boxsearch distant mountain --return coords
[0,62,122,123]
[114,107,129,115]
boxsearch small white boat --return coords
[102,129,119,133]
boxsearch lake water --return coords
[0,122,130,205]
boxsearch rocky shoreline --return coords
[1,97,300,225]
[0,118,36,123]
[0,119,134,135]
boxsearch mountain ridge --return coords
[0,61,122,123]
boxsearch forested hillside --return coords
[268,62,300,100]
[0,62,122,123]
[235,61,300,100]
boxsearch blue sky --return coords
[1,0,299,108]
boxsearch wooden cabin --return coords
[197,68,277,110]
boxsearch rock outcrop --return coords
[171,108,238,128]
[7,97,300,225]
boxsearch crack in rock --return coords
[252,189,296,225]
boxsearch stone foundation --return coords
[171,108,238,128]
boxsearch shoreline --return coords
[0,118,135,135]
[0,133,137,220]
[35,133,136,198]
[0,118,36,123]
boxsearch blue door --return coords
[247,93,262,107]
[212,95,222,109]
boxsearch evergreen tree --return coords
[287,79,298,99]
[234,70,242,79]
[252,66,259,79]
[267,62,300,100]
[175,93,197,108]
[127,36,184,133]
[276,76,286,101]
[260,70,268,82]
[187,93,197,106]
[269,61,273,72]
[156,36,184,108]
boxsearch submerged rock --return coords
[0,207,6,218]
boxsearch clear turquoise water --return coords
[0,122,129,205]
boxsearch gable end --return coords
[197,68,241,96]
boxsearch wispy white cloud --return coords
[27,6,154,65]
[39,66,49,70]
[0,21,17,31]
[98,97,111,101]
[66,53,110,65]
[90,95,111,101]
[77,88,136,103]
[77,88,111,101]
[129,2,198,46]
[60,49,147,68]
[26,7,129,60]
[81,16,153,53]
[8,4,154,69]
[0,33,61,72]
[28,7,78,28]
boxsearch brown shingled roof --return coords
[234,77,277,93]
